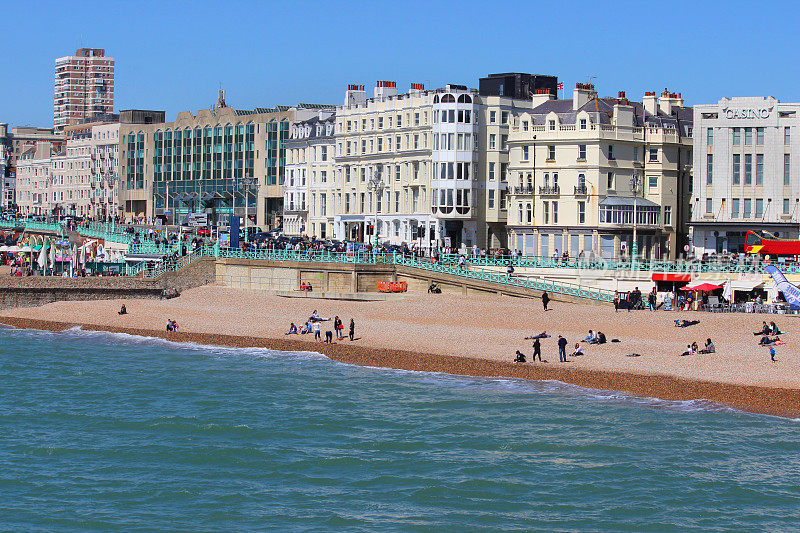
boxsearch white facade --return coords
[90,123,120,219]
[0,142,12,211]
[691,97,800,255]
[329,81,535,249]
[284,112,336,237]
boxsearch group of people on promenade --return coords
[285,310,356,344]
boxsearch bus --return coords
[744,231,800,256]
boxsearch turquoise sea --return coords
[1,326,799,532]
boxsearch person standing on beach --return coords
[557,335,567,362]
[614,291,620,312]
[532,337,542,362]
[542,291,550,311]
[770,345,777,362]
[334,316,343,340]
[349,319,355,341]
[313,321,321,341]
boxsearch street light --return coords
[630,172,641,261]
[234,176,258,242]
[367,166,385,250]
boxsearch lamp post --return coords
[630,172,641,262]
[367,166,385,250]
[234,176,258,242]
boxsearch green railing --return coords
[395,255,615,302]
[439,253,776,274]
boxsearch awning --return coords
[652,273,691,282]
[730,279,764,292]
[599,196,660,208]
[681,282,723,292]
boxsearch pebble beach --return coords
[1,285,798,418]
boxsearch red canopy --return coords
[681,282,722,292]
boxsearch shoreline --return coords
[2,315,799,420]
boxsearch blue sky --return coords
[1,0,798,127]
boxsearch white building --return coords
[691,97,799,255]
[16,142,55,216]
[283,111,336,237]
[0,140,11,211]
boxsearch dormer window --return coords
[549,120,556,131]
[580,118,587,130]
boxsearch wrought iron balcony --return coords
[538,185,560,195]
[511,185,535,195]
[574,184,588,195]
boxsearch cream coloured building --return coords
[283,111,336,237]
[329,75,554,249]
[16,142,55,216]
[506,85,693,259]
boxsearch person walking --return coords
[532,337,542,362]
[557,335,567,362]
[770,345,777,363]
[334,316,343,340]
[349,318,355,341]
[614,291,620,312]
[541,291,550,311]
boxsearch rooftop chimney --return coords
[374,80,398,100]
[532,87,556,108]
[643,91,657,115]
[344,84,366,107]
[658,88,681,115]
[573,83,596,111]
[410,83,424,94]
[613,93,634,127]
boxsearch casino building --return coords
[690,97,799,255]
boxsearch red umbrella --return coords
[681,282,722,292]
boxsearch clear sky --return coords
[1,0,798,127]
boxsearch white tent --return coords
[37,243,47,271]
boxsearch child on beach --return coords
[514,350,526,363]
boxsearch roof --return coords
[530,96,693,131]
[599,196,660,208]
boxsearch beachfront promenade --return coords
[1,217,792,306]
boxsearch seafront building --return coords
[283,111,336,237]
[328,73,558,249]
[506,85,693,259]
[54,48,115,132]
[690,97,800,255]
[15,142,55,216]
[118,91,332,228]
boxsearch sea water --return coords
[0,327,799,532]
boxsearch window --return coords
[488,190,495,209]
[608,145,614,160]
[547,145,555,160]
[785,154,791,186]
[578,201,585,224]
[607,172,614,189]
[649,148,658,162]
[488,162,495,181]
[522,146,529,161]
[489,111,496,123]
[745,127,753,145]
[733,154,740,185]
[731,198,739,218]
[755,198,764,218]
[543,201,549,224]
[395,191,400,212]
[526,203,532,223]
[743,198,752,218]
[733,128,741,145]
[756,154,764,185]
[501,163,507,181]
[378,117,383,129]
[756,127,764,145]
[548,119,556,131]
[785,127,791,145]
[579,118,587,130]
[664,205,672,225]
[649,176,658,188]
[552,201,558,224]
[501,111,509,124]
[707,127,713,146]
[501,135,508,150]
[744,154,752,185]
[522,121,529,131]
[706,154,713,184]
[489,134,496,149]
[706,198,713,213]
[578,145,586,159]
[784,198,790,215]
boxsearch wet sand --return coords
[1,285,798,418]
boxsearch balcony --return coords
[539,185,560,196]
[511,185,534,195]
[574,184,588,195]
